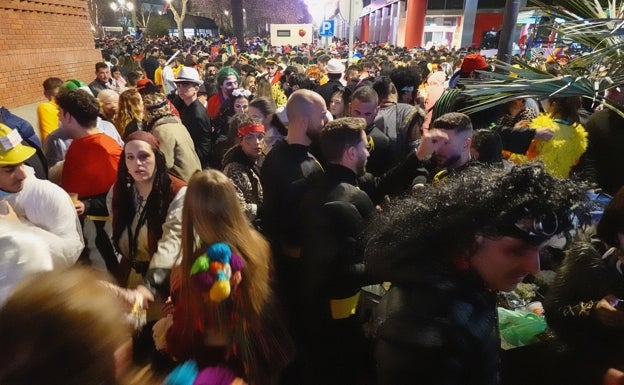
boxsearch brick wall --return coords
[0,0,102,108]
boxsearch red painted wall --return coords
[472,12,504,48]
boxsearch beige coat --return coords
[151,116,202,182]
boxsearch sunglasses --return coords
[514,211,559,238]
[503,208,565,245]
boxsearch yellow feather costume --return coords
[508,114,587,178]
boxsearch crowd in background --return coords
[2,32,624,385]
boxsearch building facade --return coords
[332,0,515,49]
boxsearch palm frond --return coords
[457,61,624,118]
[529,0,624,57]
[529,0,624,20]
[440,0,624,119]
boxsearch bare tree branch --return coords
[191,0,311,36]
[86,0,102,35]
[168,0,189,38]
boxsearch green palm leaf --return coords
[458,61,624,118]
[529,0,624,20]
[447,0,624,118]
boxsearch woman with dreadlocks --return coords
[108,131,186,305]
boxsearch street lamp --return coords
[110,0,134,35]
[224,10,230,35]
[243,8,247,34]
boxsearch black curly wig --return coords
[363,162,592,284]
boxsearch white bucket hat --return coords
[326,58,346,74]
[173,67,203,86]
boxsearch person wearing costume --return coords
[222,115,265,222]
[248,96,287,155]
[156,170,292,385]
[108,131,186,301]
[0,124,83,267]
[507,96,587,178]
[299,116,426,384]
[545,186,624,385]
[364,163,590,385]
[207,68,243,168]
[172,67,213,169]
[58,89,122,273]
[142,92,201,182]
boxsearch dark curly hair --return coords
[364,162,591,284]
[111,143,173,259]
[55,90,99,128]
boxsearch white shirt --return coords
[3,166,84,267]
[162,66,176,95]
[0,220,54,306]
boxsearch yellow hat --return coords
[0,124,36,165]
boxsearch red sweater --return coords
[62,133,122,198]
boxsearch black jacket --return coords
[365,103,416,177]
[301,163,376,321]
[575,108,624,195]
[299,163,376,385]
[173,97,212,169]
[371,265,500,385]
[544,238,624,383]
[259,139,324,249]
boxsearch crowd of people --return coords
[2,33,624,385]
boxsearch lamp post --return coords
[110,0,134,35]
[224,10,230,35]
[243,8,247,35]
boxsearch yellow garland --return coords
[508,114,587,178]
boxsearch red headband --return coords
[237,123,265,138]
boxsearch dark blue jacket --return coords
[0,106,42,149]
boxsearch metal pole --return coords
[348,0,354,64]
[497,0,521,63]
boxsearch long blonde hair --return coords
[114,88,144,137]
[179,170,271,329]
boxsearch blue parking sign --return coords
[319,20,335,37]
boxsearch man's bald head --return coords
[286,89,329,144]
[286,89,325,122]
